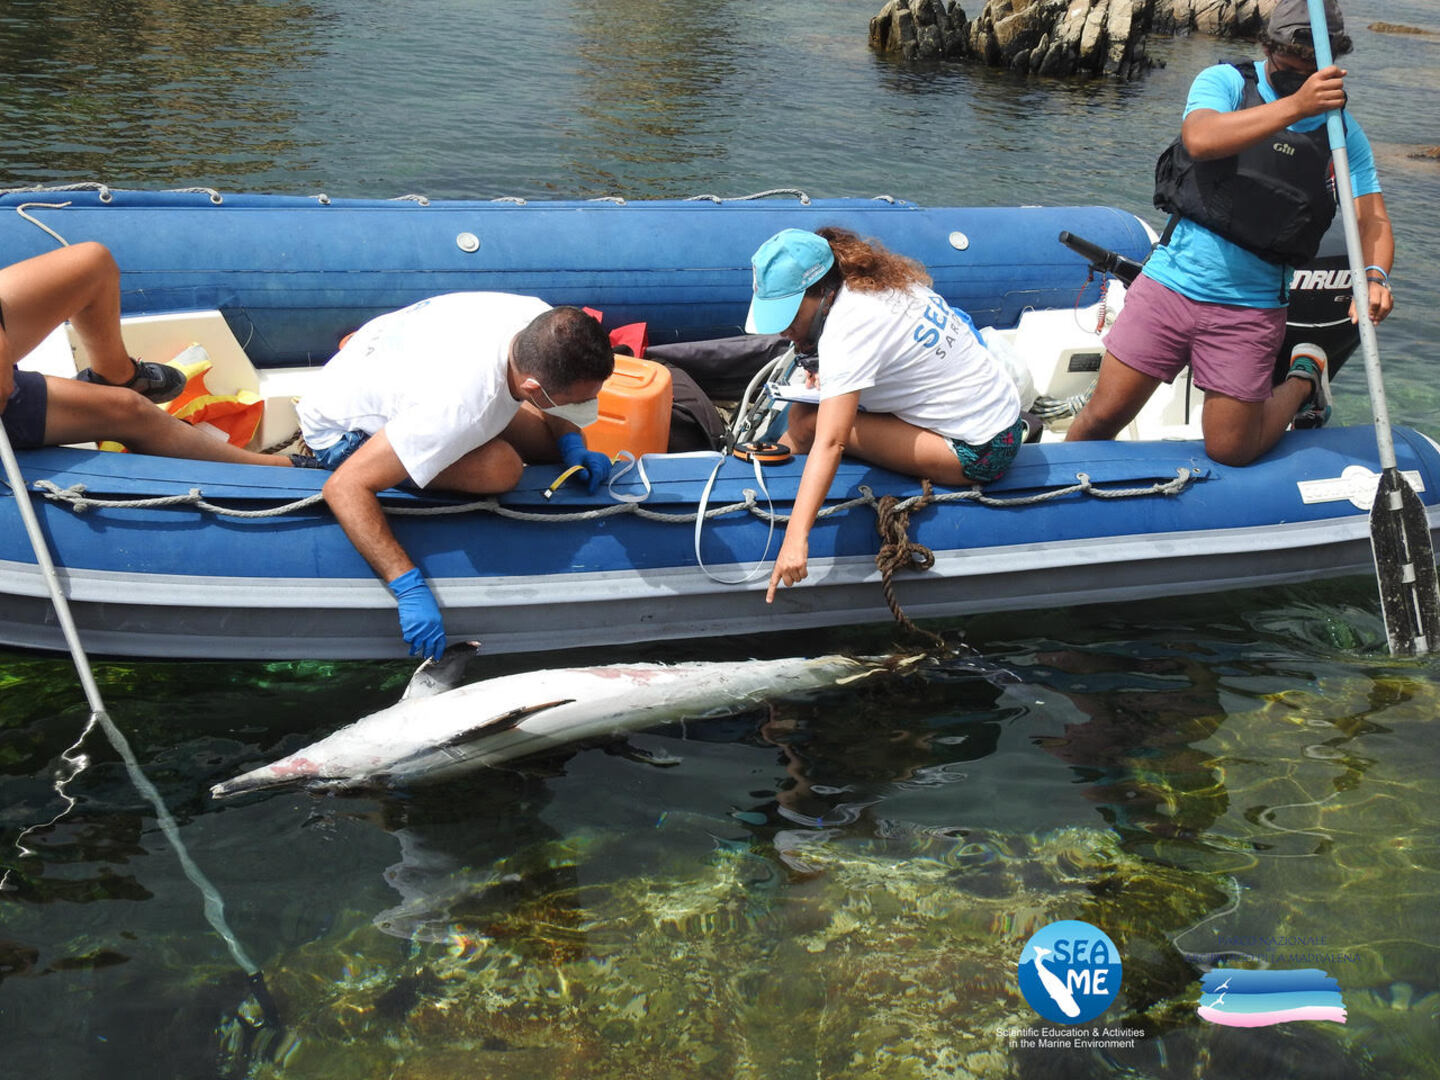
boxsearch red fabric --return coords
[583,306,648,357]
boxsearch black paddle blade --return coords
[1369,467,1440,656]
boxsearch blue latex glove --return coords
[557,431,612,495]
[387,568,446,660]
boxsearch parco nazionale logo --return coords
[1198,968,1347,1027]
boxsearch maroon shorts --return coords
[1103,274,1286,403]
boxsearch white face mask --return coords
[531,380,600,427]
[542,397,600,427]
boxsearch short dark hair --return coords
[512,306,614,389]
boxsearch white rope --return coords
[32,467,1197,524]
[0,426,261,979]
[684,188,812,205]
[0,181,112,201]
[166,186,223,204]
[14,202,73,247]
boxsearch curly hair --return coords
[808,226,931,296]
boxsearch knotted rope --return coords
[874,479,945,646]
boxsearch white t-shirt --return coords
[297,292,550,488]
[816,284,1020,445]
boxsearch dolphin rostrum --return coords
[211,650,905,799]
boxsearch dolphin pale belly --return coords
[211,653,885,799]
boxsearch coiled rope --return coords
[874,480,944,645]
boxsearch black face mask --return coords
[1270,66,1309,98]
[792,289,836,357]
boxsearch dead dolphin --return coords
[211,650,901,799]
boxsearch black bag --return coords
[663,364,728,452]
[647,334,789,401]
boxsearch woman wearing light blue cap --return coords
[746,226,1024,603]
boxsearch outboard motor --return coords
[1277,219,1361,386]
[1058,219,1362,390]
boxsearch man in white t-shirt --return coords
[296,294,615,659]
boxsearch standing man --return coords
[1066,0,1393,465]
[296,294,615,659]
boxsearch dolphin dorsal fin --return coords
[401,642,483,700]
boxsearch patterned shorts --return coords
[948,417,1024,483]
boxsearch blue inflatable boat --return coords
[0,187,1433,658]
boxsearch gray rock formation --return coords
[870,0,1299,79]
[1149,0,1274,37]
[869,0,971,61]
[971,0,1158,79]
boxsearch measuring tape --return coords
[732,441,793,465]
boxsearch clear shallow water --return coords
[2,1,1440,1076]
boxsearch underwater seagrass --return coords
[241,823,1229,1080]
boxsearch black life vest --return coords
[1153,62,1337,266]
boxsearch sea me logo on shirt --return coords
[1197,968,1346,1028]
[1016,920,1123,1024]
[910,294,982,360]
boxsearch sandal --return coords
[74,358,187,404]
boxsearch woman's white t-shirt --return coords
[297,292,550,488]
[816,284,1020,445]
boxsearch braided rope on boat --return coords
[0,181,114,201]
[1,183,901,213]
[684,188,812,205]
[31,467,1197,524]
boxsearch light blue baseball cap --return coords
[745,229,835,335]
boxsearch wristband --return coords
[1363,264,1389,283]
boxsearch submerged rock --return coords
[1368,22,1436,36]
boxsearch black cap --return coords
[1268,0,1345,48]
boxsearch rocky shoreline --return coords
[868,0,1425,80]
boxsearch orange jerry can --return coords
[585,355,673,459]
